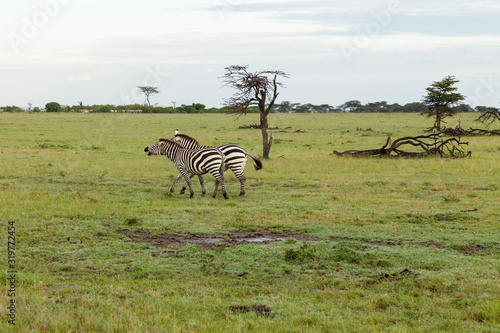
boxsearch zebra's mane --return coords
[175,134,199,144]
[158,138,184,148]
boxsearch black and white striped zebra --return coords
[144,138,228,199]
[171,134,263,196]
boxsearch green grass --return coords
[0,112,499,332]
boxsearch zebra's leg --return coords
[181,175,205,196]
[238,173,246,196]
[198,175,206,196]
[229,167,246,196]
[179,182,187,194]
[219,175,228,200]
[240,175,247,196]
[212,174,228,199]
[170,173,184,193]
[182,173,196,198]
[212,180,219,198]
[180,175,195,194]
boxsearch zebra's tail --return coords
[248,153,263,170]
[219,150,226,176]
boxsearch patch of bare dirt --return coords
[117,230,320,250]
[418,240,444,249]
[117,229,494,254]
[459,245,487,255]
[329,237,402,247]
[229,304,274,317]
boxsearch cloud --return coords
[204,0,500,37]
[1,0,499,107]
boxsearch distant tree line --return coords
[0,101,492,114]
[0,103,260,114]
[272,100,478,113]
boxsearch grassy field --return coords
[0,112,499,332]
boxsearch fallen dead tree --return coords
[439,126,499,136]
[238,124,284,130]
[238,124,304,132]
[475,108,500,127]
[333,133,471,158]
[436,119,499,136]
[436,112,500,136]
[239,123,263,129]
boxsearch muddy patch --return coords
[117,229,494,254]
[459,245,487,255]
[329,237,401,247]
[418,240,444,249]
[118,230,320,249]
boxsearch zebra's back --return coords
[172,136,247,170]
[215,144,247,167]
[176,148,225,176]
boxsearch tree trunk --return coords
[260,113,272,158]
[434,115,441,130]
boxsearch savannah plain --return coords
[0,112,499,332]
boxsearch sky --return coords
[1,0,499,109]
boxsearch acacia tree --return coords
[274,101,293,113]
[221,65,289,158]
[338,100,362,113]
[421,76,465,130]
[137,86,160,107]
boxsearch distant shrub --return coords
[45,102,62,112]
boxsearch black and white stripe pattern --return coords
[171,134,263,196]
[144,138,228,199]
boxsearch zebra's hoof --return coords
[189,193,194,199]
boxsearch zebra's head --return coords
[144,139,167,156]
[170,134,198,146]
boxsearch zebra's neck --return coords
[181,140,210,149]
[182,140,208,150]
[162,143,181,162]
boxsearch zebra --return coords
[171,133,263,196]
[144,138,228,199]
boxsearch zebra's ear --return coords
[159,138,166,141]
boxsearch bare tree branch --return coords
[475,108,500,128]
[220,65,289,158]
